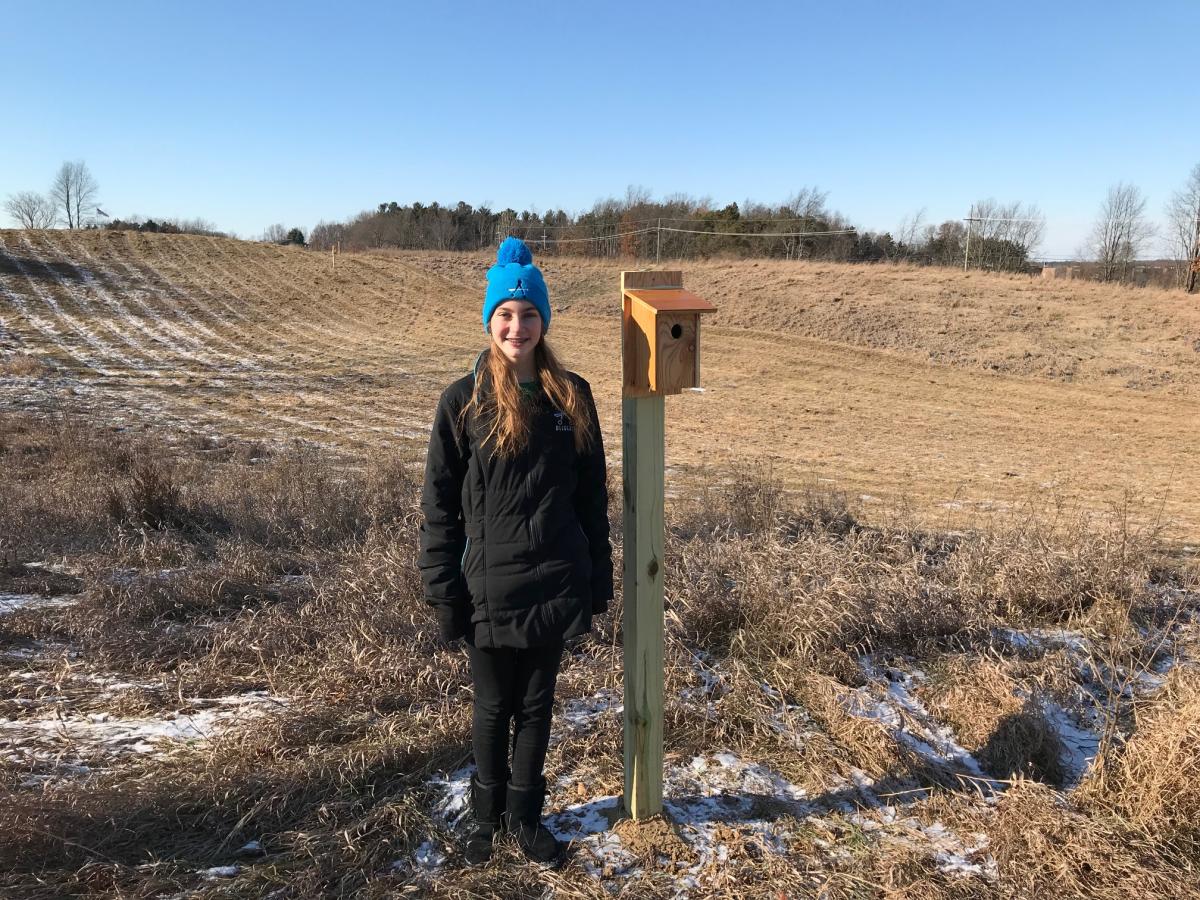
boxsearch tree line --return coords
[7,162,1199,289]
[304,187,1052,275]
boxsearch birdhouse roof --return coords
[623,288,717,314]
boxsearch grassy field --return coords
[1,232,1198,898]
[2,230,1198,540]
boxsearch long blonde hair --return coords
[458,340,595,457]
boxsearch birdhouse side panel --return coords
[623,296,655,396]
[633,302,661,392]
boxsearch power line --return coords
[506,214,848,232]
[511,224,857,246]
[659,226,856,238]
[523,227,660,245]
[962,216,1043,223]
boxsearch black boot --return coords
[504,779,563,866]
[463,775,506,865]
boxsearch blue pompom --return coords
[496,236,533,266]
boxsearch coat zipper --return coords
[526,445,543,586]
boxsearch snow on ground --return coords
[0,593,78,615]
[552,687,624,744]
[988,600,1200,784]
[841,658,1000,791]
[200,865,239,879]
[402,597,1200,890]
[1,691,286,784]
[405,654,1000,892]
[412,750,997,891]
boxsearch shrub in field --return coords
[0,352,51,377]
[0,415,134,554]
[919,656,1065,784]
[986,779,1191,899]
[210,446,417,549]
[1081,669,1200,856]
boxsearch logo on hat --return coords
[508,279,528,298]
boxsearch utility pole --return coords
[656,218,662,264]
[1187,213,1200,294]
[963,205,973,271]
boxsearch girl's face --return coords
[489,300,543,369]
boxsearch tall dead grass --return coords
[0,352,52,377]
[2,415,1198,897]
[1080,668,1200,858]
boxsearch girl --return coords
[418,237,613,866]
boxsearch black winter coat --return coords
[418,370,614,649]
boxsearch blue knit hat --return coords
[483,237,551,334]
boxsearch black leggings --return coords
[465,640,564,788]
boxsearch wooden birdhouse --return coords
[621,271,717,397]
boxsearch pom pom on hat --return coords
[496,236,533,266]
[483,238,551,333]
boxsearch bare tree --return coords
[896,208,927,258]
[4,191,58,229]
[261,223,288,243]
[1164,163,1200,291]
[49,160,100,229]
[1088,183,1155,282]
[964,198,1045,270]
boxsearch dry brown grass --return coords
[389,247,1200,395]
[984,780,1198,899]
[1,400,1198,895]
[3,231,1200,546]
[1081,668,1200,856]
[918,657,1065,784]
[0,352,52,377]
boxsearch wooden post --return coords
[621,270,672,820]
[622,392,664,818]
[619,271,714,821]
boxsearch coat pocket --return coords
[462,521,485,579]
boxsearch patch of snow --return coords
[843,658,998,790]
[848,807,996,879]
[200,865,238,879]
[412,840,446,871]
[994,626,1088,654]
[679,650,729,721]
[427,765,473,828]
[236,839,264,856]
[1038,698,1102,785]
[554,688,622,742]
[0,593,77,615]
[1,691,284,766]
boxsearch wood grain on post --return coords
[620,270,675,819]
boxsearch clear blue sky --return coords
[3,0,1197,257]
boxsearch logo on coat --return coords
[553,411,573,432]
